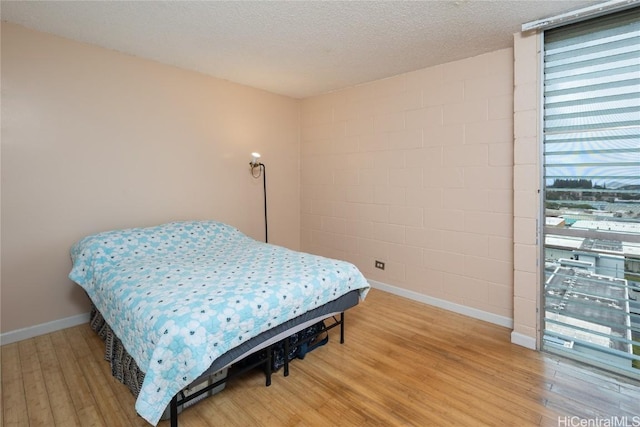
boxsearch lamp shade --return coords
[251,152,261,165]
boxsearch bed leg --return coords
[265,345,272,386]
[283,337,290,377]
[340,312,345,344]
[170,395,178,427]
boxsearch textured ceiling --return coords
[1,0,601,99]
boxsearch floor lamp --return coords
[250,152,268,243]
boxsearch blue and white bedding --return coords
[69,220,369,426]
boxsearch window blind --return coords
[542,7,640,376]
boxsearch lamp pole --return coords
[260,163,267,243]
[250,153,268,243]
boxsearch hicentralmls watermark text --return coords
[558,416,640,427]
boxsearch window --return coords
[542,7,640,377]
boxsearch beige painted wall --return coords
[300,49,515,321]
[0,23,300,333]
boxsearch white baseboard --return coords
[0,312,90,345]
[368,279,514,329]
[510,331,537,350]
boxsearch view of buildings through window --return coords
[541,8,640,376]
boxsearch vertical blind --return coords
[542,7,640,374]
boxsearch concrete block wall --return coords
[301,48,516,323]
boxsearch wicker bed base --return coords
[89,305,146,397]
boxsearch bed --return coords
[69,220,370,426]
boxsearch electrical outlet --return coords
[375,260,385,270]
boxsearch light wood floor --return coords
[2,289,640,426]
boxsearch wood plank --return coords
[65,327,131,426]
[229,377,301,426]
[34,334,81,427]
[49,329,99,413]
[74,406,107,427]
[18,338,56,426]
[79,356,133,426]
[1,343,29,427]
